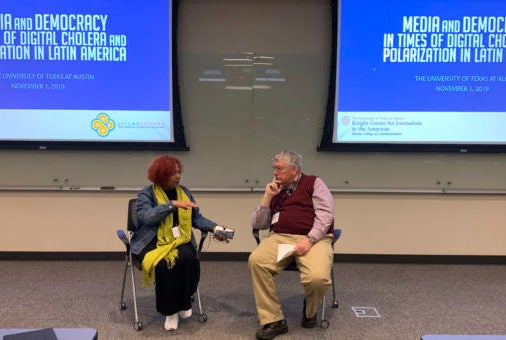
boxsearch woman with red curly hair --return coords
[131,155,225,331]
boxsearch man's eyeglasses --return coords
[272,165,292,172]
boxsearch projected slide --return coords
[0,0,174,147]
[335,0,506,146]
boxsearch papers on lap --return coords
[277,244,295,263]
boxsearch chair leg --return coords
[319,263,338,328]
[195,287,208,322]
[119,254,128,311]
[320,295,329,328]
[195,247,208,323]
[331,266,339,308]
[128,251,143,331]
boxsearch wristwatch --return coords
[306,235,317,245]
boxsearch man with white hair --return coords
[249,150,335,340]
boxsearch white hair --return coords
[274,150,302,172]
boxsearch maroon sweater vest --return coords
[270,174,333,235]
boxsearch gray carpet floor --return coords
[0,260,505,339]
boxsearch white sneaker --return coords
[178,308,192,319]
[164,313,178,331]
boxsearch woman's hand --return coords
[172,200,197,210]
[212,225,232,243]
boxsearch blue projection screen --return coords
[320,0,506,152]
[0,0,187,150]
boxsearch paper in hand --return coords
[277,244,295,263]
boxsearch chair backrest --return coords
[332,228,342,244]
[127,198,138,232]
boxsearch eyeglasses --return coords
[272,165,293,172]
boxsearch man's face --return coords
[272,159,298,187]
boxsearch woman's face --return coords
[164,165,182,189]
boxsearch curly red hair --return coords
[147,155,183,186]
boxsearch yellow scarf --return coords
[141,184,192,286]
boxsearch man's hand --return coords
[260,177,282,207]
[265,177,282,196]
[293,237,312,256]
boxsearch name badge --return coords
[271,212,280,224]
[172,226,181,238]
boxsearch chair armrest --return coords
[198,230,209,254]
[117,229,129,246]
[252,229,261,245]
[332,228,342,245]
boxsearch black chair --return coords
[117,198,209,331]
[252,228,342,329]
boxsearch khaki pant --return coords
[248,232,333,325]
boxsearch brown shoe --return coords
[301,299,317,328]
[255,319,289,340]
